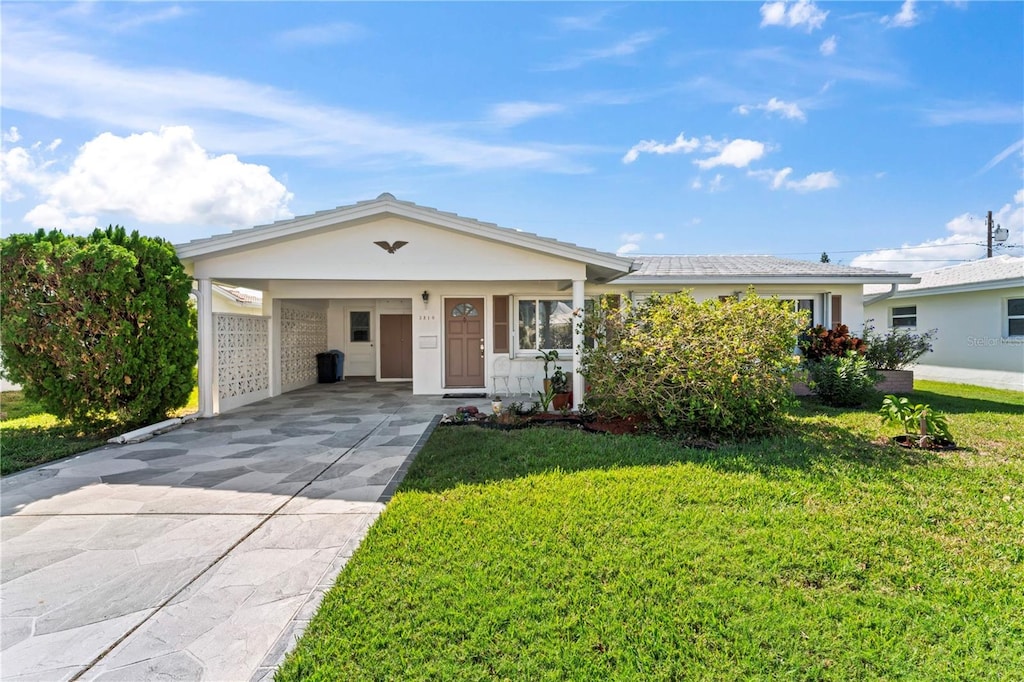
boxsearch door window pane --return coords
[350,311,370,342]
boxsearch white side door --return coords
[343,308,377,377]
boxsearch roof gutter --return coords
[863,283,901,305]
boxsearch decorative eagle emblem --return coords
[374,240,408,254]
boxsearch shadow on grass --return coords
[907,389,1024,416]
[401,415,937,495]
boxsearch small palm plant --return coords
[878,394,954,448]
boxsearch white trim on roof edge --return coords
[176,194,634,274]
[864,277,1023,303]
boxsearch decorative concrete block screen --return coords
[280,304,327,391]
[215,313,270,412]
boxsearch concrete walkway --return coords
[1,381,490,681]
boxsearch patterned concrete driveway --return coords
[1,380,486,681]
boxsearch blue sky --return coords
[2,1,1022,271]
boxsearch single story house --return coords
[176,194,916,416]
[864,255,1024,391]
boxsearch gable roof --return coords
[864,255,1024,301]
[618,255,916,285]
[176,193,636,284]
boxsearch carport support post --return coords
[572,278,585,410]
[197,278,216,418]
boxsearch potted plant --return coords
[491,395,503,415]
[537,349,560,394]
[862,322,936,394]
[550,367,572,410]
[878,394,955,449]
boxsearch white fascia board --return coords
[176,198,634,274]
[882,278,1024,299]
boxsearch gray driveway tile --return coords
[0,380,474,681]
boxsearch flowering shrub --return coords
[797,324,867,362]
[579,290,805,439]
[862,321,936,371]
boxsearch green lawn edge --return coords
[277,381,1024,681]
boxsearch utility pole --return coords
[987,210,994,258]
[986,211,1010,258]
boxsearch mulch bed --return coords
[442,408,649,435]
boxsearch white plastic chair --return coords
[492,356,512,396]
[513,360,536,397]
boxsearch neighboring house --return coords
[213,284,263,315]
[175,194,916,416]
[864,255,1024,391]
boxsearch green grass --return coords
[0,387,199,476]
[278,381,1024,681]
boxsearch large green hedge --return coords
[580,291,806,439]
[1,227,197,427]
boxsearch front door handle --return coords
[480,339,485,357]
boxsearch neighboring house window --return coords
[1008,298,1024,337]
[350,311,371,342]
[518,298,573,350]
[891,305,917,328]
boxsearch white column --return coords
[571,278,585,410]
[197,278,216,418]
[268,298,282,397]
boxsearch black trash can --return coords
[328,350,345,381]
[316,352,338,383]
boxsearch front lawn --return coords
[0,388,199,476]
[278,381,1024,681]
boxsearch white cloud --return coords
[750,167,839,192]
[618,229,659,253]
[623,132,702,164]
[707,174,726,192]
[543,30,662,71]
[691,177,703,190]
[489,101,566,128]
[851,192,1024,270]
[736,97,806,122]
[3,127,22,143]
[819,35,838,56]
[0,143,56,201]
[14,126,293,232]
[46,138,62,152]
[979,138,1024,174]
[922,102,1023,126]
[883,0,919,28]
[786,170,839,192]
[1,20,581,173]
[553,8,614,31]
[23,204,97,232]
[760,1,828,32]
[696,139,766,169]
[276,22,366,47]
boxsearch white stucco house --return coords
[176,194,916,416]
[864,255,1024,391]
